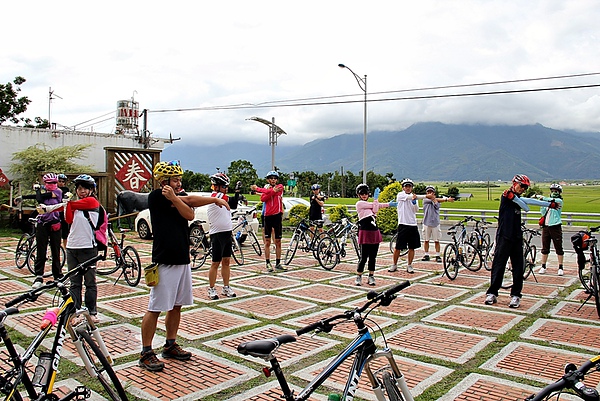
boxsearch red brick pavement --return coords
[0,234,599,401]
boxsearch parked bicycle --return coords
[232,207,262,256]
[283,215,323,265]
[95,219,141,286]
[467,217,494,271]
[238,281,413,401]
[571,226,600,318]
[443,217,480,280]
[14,217,38,270]
[189,223,244,270]
[388,232,409,258]
[501,223,540,289]
[315,216,360,270]
[0,253,128,400]
[21,216,67,277]
[525,355,600,400]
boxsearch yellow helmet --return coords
[153,160,183,182]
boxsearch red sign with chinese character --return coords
[0,168,9,188]
[115,155,152,191]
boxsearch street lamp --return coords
[247,117,287,171]
[338,63,367,184]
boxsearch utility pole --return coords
[48,87,62,129]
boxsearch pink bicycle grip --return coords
[40,307,59,329]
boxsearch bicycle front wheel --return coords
[382,371,406,401]
[190,240,209,270]
[76,327,128,400]
[316,235,340,270]
[443,244,459,280]
[284,233,299,265]
[523,245,536,280]
[590,260,600,318]
[26,243,66,276]
[15,234,32,269]
[483,241,494,271]
[462,242,482,271]
[247,230,262,256]
[231,238,244,265]
[122,246,141,286]
[389,233,409,257]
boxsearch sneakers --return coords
[538,267,547,274]
[558,268,564,276]
[32,277,43,289]
[139,350,165,372]
[367,276,375,286]
[484,294,497,305]
[162,343,192,361]
[208,287,219,300]
[388,265,398,272]
[275,263,287,271]
[222,285,237,298]
[406,265,414,274]
[509,296,521,308]
[265,262,274,272]
[355,275,362,286]
[422,255,430,261]
[435,256,442,263]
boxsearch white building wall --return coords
[0,126,165,180]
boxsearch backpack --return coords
[83,206,108,252]
[570,230,590,271]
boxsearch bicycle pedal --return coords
[74,385,91,399]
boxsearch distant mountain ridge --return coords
[162,122,600,181]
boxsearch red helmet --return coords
[512,174,530,187]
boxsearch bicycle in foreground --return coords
[525,355,599,400]
[0,253,128,400]
[283,215,323,265]
[443,217,480,280]
[501,223,540,289]
[95,219,141,287]
[315,216,360,270]
[189,223,244,269]
[232,207,262,257]
[571,225,600,318]
[238,281,413,401]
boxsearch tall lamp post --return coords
[247,117,287,171]
[338,64,367,184]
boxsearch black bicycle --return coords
[15,216,66,276]
[238,281,413,401]
[525,355,599,400]
[0,253,128,400]
[95,220,141,286]
[501,223,540,289]
[189,224,244,270]
[283,215,323,265]
[467,217,494,271]
[572,226,600,318]
[443,217,480,280]
[315,216,360,270]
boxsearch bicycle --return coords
[524,355,600,400]
[95,219,141,286]
[572,226,600,318]
[501,223,540,289]
[23,216,67,277]
[14,217,38,270]
[189,224,244,270]
[467,217,494,271]
[232,207,262,256]
[388,232,409,258]
[315,216,360,270]
[283,215,323,265]
[0,253,128,400]
[237,281,413,401]
[443,217,480,280]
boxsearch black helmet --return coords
[356,183,369,195]
[210,172,230,187]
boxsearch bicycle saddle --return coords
[237,334,296,358]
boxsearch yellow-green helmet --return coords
[153,160,183,182]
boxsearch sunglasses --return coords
[519,183,529,190]
[167,160,180,166]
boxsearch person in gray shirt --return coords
[421,186,454,262]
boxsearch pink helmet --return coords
[42,173,58,183]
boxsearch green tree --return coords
[227,160,258,193]
[0,76,31,125]
[447,186,460,197]
[9,143,95,187]
[182,170,209,191]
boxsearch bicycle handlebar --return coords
[296,281,410,336]
[5,253,106,308]
[525,357,600,401]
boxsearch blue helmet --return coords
[266,171,279,179]
[311,184,321,190]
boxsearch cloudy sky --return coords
[4,1,600,146]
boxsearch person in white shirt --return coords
[388,178,426,274]
[421,185,454,262]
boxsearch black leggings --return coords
[357,243,379,274]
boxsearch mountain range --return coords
[162,122,600,181]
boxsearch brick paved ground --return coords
[0,233,599,401]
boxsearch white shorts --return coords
[422,225,441,242]
[147,264,193,312]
